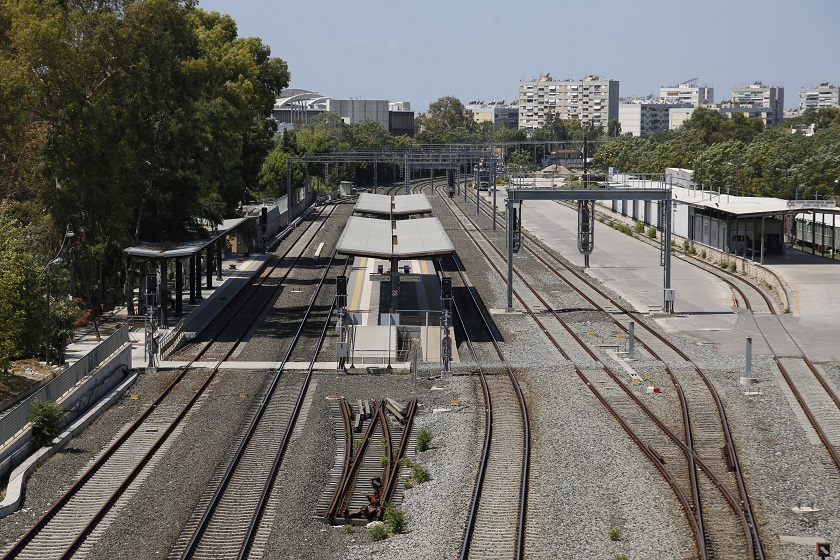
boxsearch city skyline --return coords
[197,0,840,113]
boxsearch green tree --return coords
[415,96,477,143]
[607,118,622,138]
[257,151,305,201]
[297,112,351,154]
[0,203,45,370]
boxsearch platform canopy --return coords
[124,217,248,259]
[336,216,454,259]
[671,186,840,218]
[354,192,432,217]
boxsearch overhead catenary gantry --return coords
[504,182,675,313]
[303,145,496,194]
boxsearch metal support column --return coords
[175,259,184,316]
[390,257,400,314]
[492,160,497,230]
[464,164,468,203]
[507,196,515,312]
[195,250,203,300]
[188,254,196,304]
[404,155,410,194]
[476,172,481,217]
[216,239,223,281]
[663,198,673,313]
[160,258,169,328]
[286,159,292,226]
[760,214,766,264]
[206,245,213,289]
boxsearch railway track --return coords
[434,255,530,560]
[436,182,762,559]
[171,250,347,559]
[0,204,344,560]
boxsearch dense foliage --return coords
[0,0,289,364]
[594,107,840,200]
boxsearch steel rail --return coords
[449,184,764,558]
[180,251,341,558]
[437,186,762,559]
[238,256,347,558]
[2,206,334,560]
[440,258,530,560]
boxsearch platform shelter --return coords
[353,192,433,218]
[124,217,248,325]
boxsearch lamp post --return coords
[726,162,742,201]
[44,226,74,365]
[693,159,703,193]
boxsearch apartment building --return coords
[619,102,692,136]
[729,82,784,125]
[799,83,840,113]
[659,80,714,107]
[466,101,519,128]
[518,74,619,130]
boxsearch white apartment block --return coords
[466,101,519,129]
[659,81,714,107]
[518,75,619,130]
[619,103,692,136]
[799,83,840,113]
[669,107,696,130]
[729,82,784,126]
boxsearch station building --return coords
[606,169,839,263]
[271,88,415,137]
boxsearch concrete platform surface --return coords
[483,187,840,362]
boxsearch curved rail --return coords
[437,185,765,559]
[440,259,530,560]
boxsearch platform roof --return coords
[124,217,248,259]
[354,192,433,216]
[672,186,839,217]
[336,216,454,258]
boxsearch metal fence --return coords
[0,324,130,447]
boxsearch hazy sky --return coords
[197,0,840,113]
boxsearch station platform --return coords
[345,255,458,364]
[63,251,452,372]
[64,252,269,370]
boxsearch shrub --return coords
[634,221,645,234]
[700,249,707,259]
[343,524,354,533]
[416,429,433,452]
[646,226,657,239]
[608,528,622,541]
[728,261,737,272]
[614,555,629,560]
[682,239,690,251]
[385,502,407,534]
[369,523,389,542]
[379,456,389,466]
[28,399,65,447]
[399,458,431,486]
